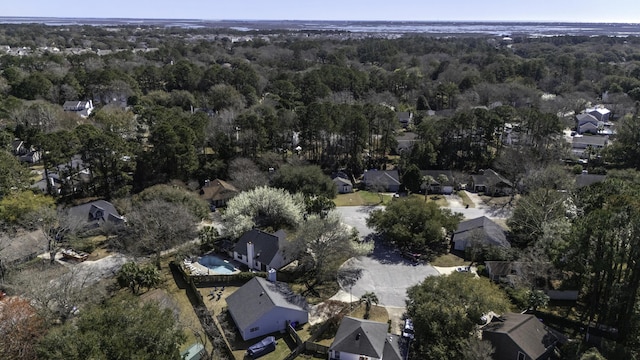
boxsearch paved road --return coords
[334,206,383,240]
[332,194,509,308]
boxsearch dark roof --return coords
[363,170,400,187]
[485,261,519,277]
[199,178,238,202]
[68,200,124,224]
[472,169,512,188]
[225,277,308,332]
[483,313,559,360]
[575,173,606,188]
[234,229,287,268]
[572,135,607,147]
[453,216,510,248]
[330,317,401,360]
[397,112,413,123]
[576,113,598,125]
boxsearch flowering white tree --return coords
[222,186,304,238]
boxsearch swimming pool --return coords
[198,254,236,275]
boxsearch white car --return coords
[402,318,415,340]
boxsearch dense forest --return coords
[2,23,640,359]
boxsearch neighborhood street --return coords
[333,192,502,331]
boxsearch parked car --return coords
[402,318,415,340]
[456,266,470,272]
[246,336,277,359]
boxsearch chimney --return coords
[247,242,255,270]
[267,268,277,282]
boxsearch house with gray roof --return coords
[482,313,559,360]
[576,113,600,135]
[452,216,510,251]
[329,316,403,360]
[362,170,401,193]
[586,106,611,122]
[469,169,513,196]
[63,100,94,118]
[68,200,125,228]
[226,277,308,340]
[397,112,413,129]
[420,169,455,194]
[233,229,292,272]
[575,173,606,189]
[333,176,353,194]
[571,135,608,158]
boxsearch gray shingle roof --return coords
[225,277,308,332]
[330,317,389,358]
[483,313,559,359]
[575,173,606,188]
[363,170,400,186]
[68,200,124,225]
[453,216,510,248]
[234,229,287,268]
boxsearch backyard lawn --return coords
[430,253,467,267]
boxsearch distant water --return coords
[0,17,639,37]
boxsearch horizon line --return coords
[0,16,638,25]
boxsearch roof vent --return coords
[356,333,361,340]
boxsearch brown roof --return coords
[199,179,239,202]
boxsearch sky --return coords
[2,0,639,23]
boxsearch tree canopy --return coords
[271,164,337,199]
[222,186,304,238]
[406,273,512,360]
[36,295,185,360]
[366,197,462,259]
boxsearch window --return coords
[333,351,340,359]
[517,351,526,360]
[250,327,259,332]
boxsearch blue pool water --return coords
[198,255,236,275]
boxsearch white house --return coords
[328,317,403,360]
[63,100,94,118]
[226,277,308,340]
[233,229,291,272]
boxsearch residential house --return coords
[420,169,455,194]
[452,216,510,251]
[485,261,579,301]
[485,261,523,283]
[362,170,401,193]
[575,113,600,135]
[11,139,41,163]
[571,135,608,158]
[469,169,513,196]
[586,106,611,122]
[68,200,125,228]
[11,139,27,156]
[328,316,403,360]
[482,313,560,360]
[31,173,62,195]
[233,229,292,272]
[397,112,413,129]
[575,173,606,189]
[333,176,353,194]
[199,179,239,208]
[226,276,308,340]
[62,100,94,118]
[394,132,418,154]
